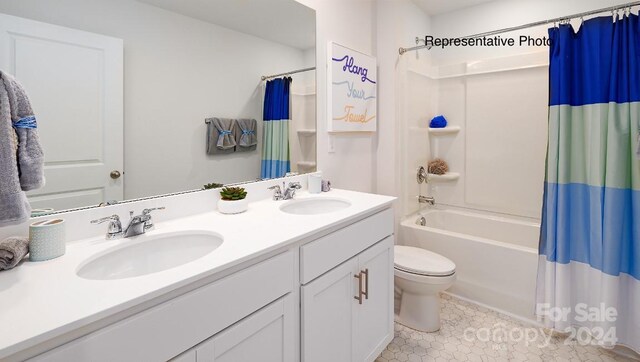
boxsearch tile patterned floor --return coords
[377,294,639,362]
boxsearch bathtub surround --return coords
[0,71,44,227]
[0,237,28,270]
[538,15,640,353]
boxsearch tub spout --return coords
[418,195,435,206]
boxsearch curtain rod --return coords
[261,66,316,81]
[399,0,640,55]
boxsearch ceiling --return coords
[136,0,315,50]
[412,0,496,15]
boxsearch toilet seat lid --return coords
[394,245,455,276]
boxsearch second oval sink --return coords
[279,197,351,215]
[77,231,223,280]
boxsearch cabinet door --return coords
[301,258,359,362]
[195,295,295,362]
[356,237,394,362]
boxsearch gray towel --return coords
[4,72,44,191]
[0,237,29,270]
[0,71,42,227]
[236,118,257,152]
[206,117,237,155]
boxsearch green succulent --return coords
[203,182,224,190]
[220,186,247,201]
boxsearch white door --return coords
[302,257,359,362]
[0,13,123,212]
[356,237,394,362]
[195,296,295,362]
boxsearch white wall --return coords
[373,0,433,224]
[430,0,631,65]
[0,0,311,199]
[295,0,376,192]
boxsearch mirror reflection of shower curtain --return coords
[261,77,291,179]
[537,14,640,352]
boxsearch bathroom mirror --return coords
[0,0,316,214]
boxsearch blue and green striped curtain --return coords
[261,77,291,179]
[537,15,640,351]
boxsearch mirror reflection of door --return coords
[0,14,124,212]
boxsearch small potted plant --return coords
[203,182,223,190]
[217,186,248,214]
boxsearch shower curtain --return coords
[261,77,291,179]
[537,15,640,352]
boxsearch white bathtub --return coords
[400,208,540,322]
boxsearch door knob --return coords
[110,170,122,179]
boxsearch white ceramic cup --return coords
[308,174,322,194]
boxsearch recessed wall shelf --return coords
[297,129,317,136]
[428,126,461,135]
[427,172,460,182]
[297,161,317,168]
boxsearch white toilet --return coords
[394,245,456,332]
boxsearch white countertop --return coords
[0,189,394,360]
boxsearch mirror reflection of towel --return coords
[205,118,236,155]
[236,118,257,152]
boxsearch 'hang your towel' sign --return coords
[329,42,377,132]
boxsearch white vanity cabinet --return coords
[30,251,296,362]
[301,209,394,362]
[172,295,295,362]
[24,206,394,362]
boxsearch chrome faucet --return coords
[268,184,284,201]
[90,215,122,240]
[91,207,165,239]
[269,182,302,201]
[283,182,302,200]
[418,195,435,206]
[123,207,165,237]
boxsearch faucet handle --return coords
[288,182,302,189]
[268,184,283,200]
[142,207,165,215]
[142,207,165,231]
[90,214,120,224]
[90,215,122,239]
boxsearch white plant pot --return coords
[217,198,248,214]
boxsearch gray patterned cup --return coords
[29,219,66,261]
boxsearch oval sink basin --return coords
[77,231,223,280]
[279,197,351,215]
